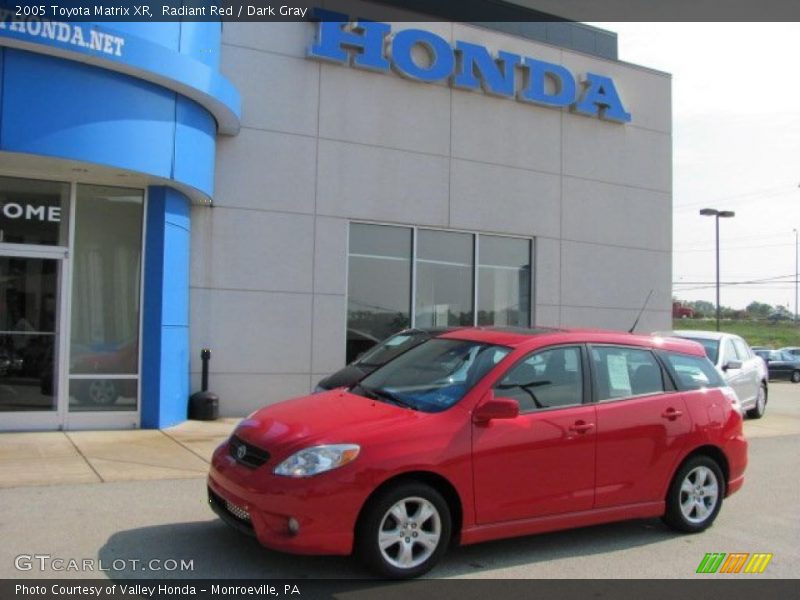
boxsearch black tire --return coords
[791,370,800,384]
[662,455,725,533]
[746,383,767,419]
[357,482,451,579]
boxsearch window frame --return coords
[346,222,534,358]
[491,343,590,414]
[587,344,675,404]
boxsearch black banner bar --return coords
[2,579,799,600]
[2,0,800,22]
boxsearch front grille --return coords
[208,488,255,535]
[229,435,270,469]
[224,498,251,522]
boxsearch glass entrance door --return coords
[0,253,64,428]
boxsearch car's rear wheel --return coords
[791,370,800,384]
[746,383,767,419]
[663,455,725,533]
[357,482,451,579]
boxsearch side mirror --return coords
[723,360,743,371]
[473,392,519,424]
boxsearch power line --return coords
[675,241,796,253]
[673,184,798,212]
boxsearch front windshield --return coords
[355,338,511,413]
[356,332,425,367]
[685,337,719,364]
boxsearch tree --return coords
[746,301,773,319]
[687,300,715,318]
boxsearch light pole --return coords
[794,228,798,322]
[700,208,735,331]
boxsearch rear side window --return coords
[660,351,726,390]
[590,346,664,401]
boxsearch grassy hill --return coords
[672,319,800,348]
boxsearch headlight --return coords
[273,444,360,478]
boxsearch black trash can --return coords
[189,390,219,421]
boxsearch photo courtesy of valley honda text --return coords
[0,1,672,431]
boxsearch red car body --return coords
[208,328,747,566]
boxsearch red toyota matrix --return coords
[208,328,747,578]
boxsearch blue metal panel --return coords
[0,47,4,146]
[1,48,220,197]
[141,188,166,430]
[2,49,175,179]
[102,22,181,51]
[0,21,239,133]
[141,186,191,429]
[158,325,190,427]
[180,22,221,69]
[174,96,216,199]
[162,195,190,328]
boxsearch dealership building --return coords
[0,3,672,430]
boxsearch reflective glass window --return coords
[347,224,412,363]
[68,185,143,412]
[478,235,531,327]
[415,229,474,328]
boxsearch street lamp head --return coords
[699,208,718,216]
[718,210,735,218]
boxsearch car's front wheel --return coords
[663,455,725,533]
[791,370,800,384]
[746,383,767,419]
[357,482,451,579]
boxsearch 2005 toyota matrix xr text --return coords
[208,328,748,578]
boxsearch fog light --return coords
[288,517,300,535]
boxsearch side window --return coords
[591,346,664,401]
[494,346,583,412]
[720,339,738,365]
[732,338,750,360]
[660,351,726,390]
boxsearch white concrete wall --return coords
[191,21,672,415]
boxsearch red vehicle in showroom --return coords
[208,328,747,578]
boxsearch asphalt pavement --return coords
[0,384,797,580]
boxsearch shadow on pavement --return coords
[98,516,674,580]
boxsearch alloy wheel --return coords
[679,465,719,525]
[377,496,442,570]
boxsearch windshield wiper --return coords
[359,385,417,410]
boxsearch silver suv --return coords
[665,330,768,419]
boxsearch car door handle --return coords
[661,408,683,421]
[569,420,594,434]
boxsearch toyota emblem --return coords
[236,444,247,460]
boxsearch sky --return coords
[592,22,800,312]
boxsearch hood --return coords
[233,389,424,455]
[315,365,373,390]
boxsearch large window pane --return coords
[415,230,474,328]
[478,235,531,327]
[0,176,69,246]
[69,185,143,412]
[0,257,60,412]
[347,224,411,363]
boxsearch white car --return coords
[664,330,768,419]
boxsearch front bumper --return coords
[207,442,365,556]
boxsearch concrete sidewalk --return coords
[0,418,240,488]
